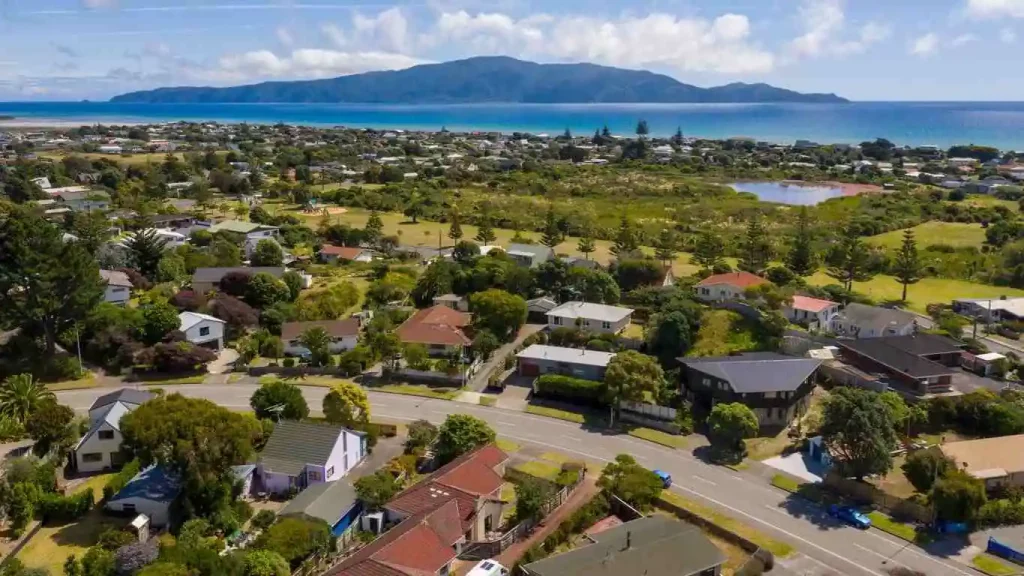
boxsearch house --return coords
[244,235,291,262]
[834,334,962,395]
[433,293,469,312]
[257,420,366,495]
[526,297,558,323]
[962,352,1008,376]
[207,219,279,240]
[693,271,768,302]
[953,297,1024,324]
[99,269,132,306]
[940,435,1024,489]
[149,213,196,231]
[326,499,463,576]
[679,352,821,429]
[396,305,472,357]
[178,311,226,350]
[547,301,634,335]
[280,480,362,538]
[517,344,615,381]
[105,466,181,527]
[74,389,153,473]
[505,243,554,268]
[384,444,508,542]
[191,266,285,293]
[831,303,917,338]
[521,516,725,576]
[319,244,376,263]
[52,189,111,212]
[281,319,360,356]
[784,295,840,330]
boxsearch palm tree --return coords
[0,374,54,423]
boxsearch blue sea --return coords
[4,101,1024,149]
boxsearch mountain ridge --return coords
[110,56,848,104]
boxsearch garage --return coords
[519,360,540,377]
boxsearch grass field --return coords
[46,373,98,391]
[525,404,587,424]
[688,310,763,357]
[372,383,461,400]
[514,460,563,482]
[972,553,1020,576]
[866,511,934,545]
[770,474,803,493]
[628,427,688,449]
[867,221,988,250]
[40,150,227,167]
[495,438,521,453]
[807,271,1024,313]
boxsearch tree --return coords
[252,517,333,567]
[26,400,76,460]
[902,449,955,493]
[515,478,554,522]
[0,208,105,355]
[125,229,170,279]
[405,419,438,453]
[354,470,399,511]
[323,382,370,428]
[820,387,898,480]
[245,273,291,309]
[403,196,424,223]
[738,215,770,274]
[892,229,921,302]
[281,271,303,302]
[474,216,497,245]
[707,403,759,462]
[447,206,463,243]
[672,126,684,145]
[826,225,874,292]
[577,233,596,260]
[469,289,527,341]
[0,374,55,423]
[364,211,384,246]
[435,414,495,464]
[646,298,702,367]
[635,119,649,137]
[210,238,242,267]
[932,469,986,522]
[219,271,253,298]
[243,550,290,576]
[787,206,816,276]
[597,454,663,510]
[250,380,309,421]
[251,240,284,267]
[210,295,258,332]
[654,228,677,266]
[541,206,562,249]
[471,330,501,360]
[115,540,160,575]
[613,258,665,292]
[80,547,116,576]
[611,215,640,258]
[156,254,188,284]
[298,326,332,367]
[692,228,725,271]
[141,300,181,344]
[604,351,664,424]
[452,240,480,265]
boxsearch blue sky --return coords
[0,0,1022,101]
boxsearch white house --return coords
[281,319,360,356]
[830,303,917,338]
[178,311,226,350]
[783,295,840,330]
[98,145,123,154]
[693,271,768,303]
[547,301,634,334]
[257,421,367,495]
[105,466,181,527]
[98,269,133,306]
[74,389,154,473]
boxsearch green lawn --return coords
[867,221,988,250]
[807,272,1024,313]
[525,404,586,424]
[628,427,687,449]
[514,460,562,482]
[866,511,934,545]
[687,310,763,357]
[479,395,498,407]
[373,384,461,400]
[972,553,1020,576]
[658,491,794,558]
[134,374,206,386]
[770,474,802,493]
[45,373,98,391]
[539,452,576,465]
[495,438,521,453]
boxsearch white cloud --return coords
[787,0,888,58]
[951,33,977,46]
[911,33,940,56]
[965,0,1024,18]
[352,8,410,53]
[1001,27,1018,42]
[81,0,117,8]
[216,49,423,80]
[321,24,348,48]
[276,27,294,48]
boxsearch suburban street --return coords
[56,383,982,576]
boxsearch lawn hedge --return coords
[533,374,606,407]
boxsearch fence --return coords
[619,400,677,421]
[823,473,934,524]
[988,537,1024,565]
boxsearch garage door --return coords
[520,361,540,377]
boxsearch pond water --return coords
[729,181,846,205]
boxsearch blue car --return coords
[653,469,672,488]
[828,505,872,529]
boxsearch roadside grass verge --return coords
[866,511,934,546]
[513,460,562,482]
[132,374,206,386]
[540,452,575,465]
[525,404,586,424]
[972,553,1020,576]
[659,491,795,558]
[495,438,521,453]
[372,384,461,400]
[46,373,98,391]
[627,427,687,449]
[770,474,802,493]
[479,395,498,407]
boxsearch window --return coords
[552,317,562,326]
[307,470,321,481]
[82,453,103,463]
[98,430,115,440]
[327,467,335,478]
[601,321,611,330]
[199,326,210,337]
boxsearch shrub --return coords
[282,358,295,368]
[252,517,334,567]
[98,528,137,551]
[533,374,606,407]
[251,510,277,531]
[38,489,94,523]
[233,500,254,524]
[115,539,159,575]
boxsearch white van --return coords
[466,560,510,576]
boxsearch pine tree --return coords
[738,215,771,274]
[893,229,921,302]
[592,129,601,145]
[786,206,816,276]
[826,225,875,292]
[672,126,684,145]
[654,228,677,266]
[577,234,596,260]
[541,206,563,249]
[635,119,649,137]
[692,228,725,271]
[447,206,463,243]
[611,215,640,258]
[562,127,572,140]
[364,210,384,245]
[474,214,497,245]
[601,125,611,138]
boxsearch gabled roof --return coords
[88,388,154,412]
[208,220,278,234]
[695,271,767,289]
[109,466,181,504]
[281,319,360,341]
[326,499,462,576]
[99,269,133,288]
[179,311,226,331]
[396,305,472,347]
[260,420,346,476]
[517,345,615,368]
[547,301,634,323]
[789,295,838,313]
[835,303,916,332]
[679,352,822,393]
[505,243,553,259]
[280,480,359,525]
[320,245,370,259]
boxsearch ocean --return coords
[3,101,1024,149]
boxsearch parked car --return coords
[467,560,509,576]
[653,469,672,488]
[828,505,871,529]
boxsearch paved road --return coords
[56,384,979,576]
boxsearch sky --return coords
[0,0,1023,101]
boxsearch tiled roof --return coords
[396,306,472,347]
[260,420,345,476]
[320,245,369,259]
[695,271,767,289]
[281,319,360,341]
[789,295,837,313]
[99,269,133,288]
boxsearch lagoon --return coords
[729,182,846,206]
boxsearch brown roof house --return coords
[281,319,360,357]
[319,244,376,263]
[941,435,1024,489]
[396,305,472,357]
[693,271,768,303]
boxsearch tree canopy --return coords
[820,388,898,479]
[435,414,495,464]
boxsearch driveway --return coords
[467,324,545,391]
[208,348,239,374]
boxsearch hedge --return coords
[38,488,94,522]
[533,374,606,407]
[103,459,142,502]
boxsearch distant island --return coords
[0,115,14,120]
[110,56,848,105]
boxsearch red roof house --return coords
[396,305,472,352]
[693,271,768,302]
[319,244,375,263]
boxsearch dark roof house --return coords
[259,420,361,477]
[835,334,961,395]
[88,388,154,413]
[679,352,822,393]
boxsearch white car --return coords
[467,560,509,576]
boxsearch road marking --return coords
[730,474,745,481]
[863,529,975,576]
[497,421,518,427]
[854,543,909,568]
[672,484,883,576]
[561,436,582,442]
[500,433,610,463]
[691,475,717,486]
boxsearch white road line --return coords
[854,543,909,568]
[500,433,610,463]
[730,474,745,481]
[691,475,717,486]
[561,436,582,442]
[863,529,975,576]
[673,484,882,576]
[497,421,518,427]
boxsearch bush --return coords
[104,459,142,501]
[115,539,160,575]
[977,498,1024,527]
[251,510,277,531]
[533,374,606,407]
[233,500,254,524]
[252,517,334,566]
[98,528,137,551]
[38,488,94,523]
[282,358,295,368]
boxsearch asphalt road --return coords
[56,384,979,576]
